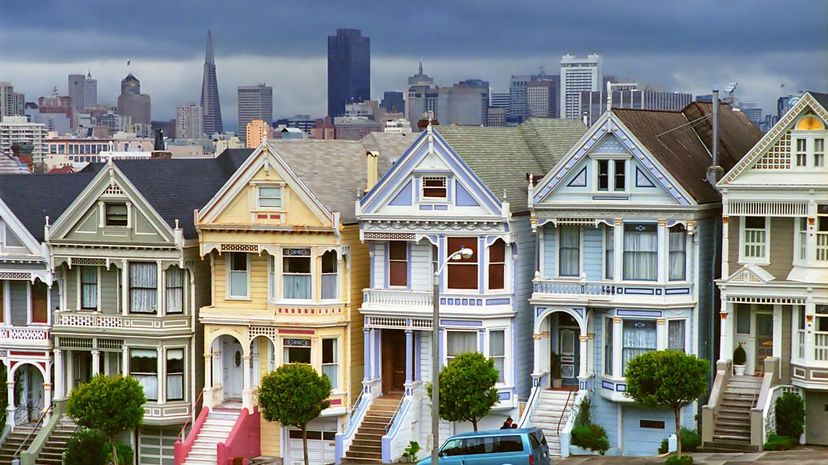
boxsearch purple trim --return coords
[455,182,479,207]
[406,242,412,290]
[440,319,483,327]
[438,236,446,293]
[616,309,662,317]
[405,330,414,383]
[419,205,433,211]
[602,380,614,390]
[512,316,518,390]
[438,327,444,366]
[389,180,414,206]
[447,176,453,202]
[498,391,511,401]
[566,166,588,187]
[373,330,381,379]
[434,204,448,211]
[485,298,511,305]
[414,177,420,202]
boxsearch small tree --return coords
[624,350,709,458]
[66,374,145,465]
[258,364,331,465]
[775,392,805,442]
[430,352,499,431]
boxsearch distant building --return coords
[0,82,25,117]
[28,92,73,133]
[487,106,507,127]
[579,83,693,126]
[406,69,489,128]
[176,104,204,139]
[490,92,510,109]
[508,73,559,122]
[237,84,273,141]
[383,118,412,135]
[381,91,404,113]
[246,119,272,148]
[527,78,558,118]
[345,100,381,119]
[213,134,244,155]
[777,94,803,120]
[560,53,603,119]
[117,73,151,131]
[277,127,305,140]
[201,30,223,135]
[406,62,438,126]
[737,102,763,128]
[312,117,335,140]
[333,116,382,140]
[152,120,177,140]
[0,116,47,168]
[275,115,316,135]
[327,28,370,117]
[68,72,97,112]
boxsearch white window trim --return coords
[603,225,614,281]
[621,222,660,283]
[254,183,285,211]
[320,251,339,302]
[557,225,583,279]
[592,156,630,193]
[485,240,509,293]
[419,174,450,202]
[668,226,689,282]
[443,329,479,366]
[444,238,481,294]
[738,216,771,266]
[387,241,409,289]
[664,318,690,352]
[791,132,828,171]
[485,327,509,387]
[77,266,101,311]
[280,248,314,302]
[226,253,251,300]
[321,337,340,392]
[164,346,186,403]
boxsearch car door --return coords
[438,438,467,464]
[462,435,526,465]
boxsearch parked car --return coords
[417,427,550,465]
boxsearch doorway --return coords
[14,365,44,425]
[217,336,244,401]
[755,312,773,374]
[72,351,92,388]
[381,330,406,394]
[557,312,580,387]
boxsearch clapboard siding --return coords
[542,224,557,279]
[583,226,604,281]
[410,241,433,291]
[512,217,535,400]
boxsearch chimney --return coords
[365,151,379,192]
[706,88,724,188]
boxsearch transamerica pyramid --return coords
[200,30,223,136]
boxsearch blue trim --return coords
[438,236,446,293]
[455,181,479,206]
[616,309,662,317]
[635,166,655,187]
[419,205,433,211]
[362,130,429,206]
[566,166,587,187]
[602,380,615,390]
[665,287,691,295]
[389,180,413,206]
[486,298,511,305]
[414,176,420,202]
[498,391,511,401]
[434,204,448,211]
[447,176,453,201]
[440,319,483,327]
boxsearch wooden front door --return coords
[381,330,406,394]
[559,327,579,386]
[755,312,773,373]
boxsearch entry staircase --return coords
[181,408,241,465]
[526,389,576,456]
[28,416,77,465]
[704,375,762,452]
[0,426,36,465]
[340,393,402,465]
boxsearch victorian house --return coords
[525,103,762,456]
[704,91,828,448]
[338,120,585,463]
[179,136,409,465]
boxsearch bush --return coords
[659,428,701,454]
[571,423,610,455]
[108,443,134,465]
[575,397,591,427]
[64,429,110,465]
[763,433,797,451]
[665,455,694,465]
[402,441,421,462]
[775,393,805,441]
[733,344,747,365]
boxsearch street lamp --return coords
[432,245,473,465]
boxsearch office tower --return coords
[487,107,507,127]
[0,116,47,167]
[117,73,151,130]
[406,62,437,126]
[560,53,603,119]
[0,82,25,117]
[738,102,763,128]
[381,91,404,113]
[579,83,693,126]
[201,30,223,136]
[490,93,510,109]
[237,84,273,141]
[246,119,272,148]
[327,28,370,118]
[526,78,558,118]
[406,75,489,128]
[68,71,97,112]
[175,104,203,139]
[508,75,531,122]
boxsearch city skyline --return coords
[0,1,825,125]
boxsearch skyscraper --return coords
[68,72,97,112]
[117,73,151,128]
[560,53,603,119]
[200,30,223,136]
[175,104,203,139]
[237,84,273,141]
[579,83,693,126]
[526,77,559,118]
[327,28,370,118]
[0,82,25,117]
[380,91,404,113]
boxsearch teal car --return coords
[417,427,550,465]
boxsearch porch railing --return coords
[363,289,432,307]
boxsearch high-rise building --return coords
[579,83,693,126]
[487,107,507,127]
[117,73,151,130]
[490,92,510,109]
[508,75,531,122]
[327,28,370,118]
[175,104,203,139]
[380,91,404,113]
[0,82,25,117]
[0,116,47,167]
[237,84,272,141]
[275,115,316,135]
[68,72,97,112]
[526,78,559,118]
[405,65,489,128]
[200,30,223,136]
[560,53,603,119]
[245,119,272,148]
[406,62,437,126]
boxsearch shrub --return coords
[733,344,747,365]
[575,397,591,427]
[108,443,134,465]
[665,455,694,465]
[571,423,610,455]
[63,429,110,465]
[659,428,701,454]
[775,393,805,441]
[402,441,421,462]
[763,433,797,451]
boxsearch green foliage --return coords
[108,443,134,465]
[571,424,610,455]
[624,350,709,458]
[665,455,694,465]
[66,374,145,465]
[550,352,562,379]
[763,433,797,451]
[429,352,499,431]
[733,344,747,365]
[63,429,110,465]
[658,429,701,454]
[774,393,805,441]
[402,441,421,462]
[575,397,591,427]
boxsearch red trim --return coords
[217,407,261,465]
[9,361,16,369]
[278,329,315,335]
[174,406,210,465]
[329,398,342,406]
[10,351,47,357]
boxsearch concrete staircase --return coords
[0,426,35,465]
[704,376,762,452]
[182,408,241,465]
[31,417,78,465]
[527,389,576,456]
[341,393,402,465]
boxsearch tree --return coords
[258,364,331,465]
[430,352,499,431]
[624,350,709,458]
[66,374,146,465]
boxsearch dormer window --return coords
[105,203,128,226]
[422,176,447,199]
[596,159,625,192]
[258,186,282,209]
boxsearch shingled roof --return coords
[436,118,588,213]
[613,102,763,204]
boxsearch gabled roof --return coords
[612,102,763,204]
[436,118,587,213]
[811,91,828,110]
[0,154,29,174]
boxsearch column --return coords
[121,260,129,315]
[613,219,623,282]
[656,319,666,350]
[806,200,817,262]
[242,354,252,410]
[5,367,14,429]
[721,216,730,278]
[363,329,371,382]
[804,300,816,365]
[719,298,733,362]
[203,353,214,408]
[772,304,783,358]
[537,227,544,278]
[532,333,543,382]
[157,347,164,405]
[578,334,589,380]
[91,350,100,376]
[612,317,623,377]
[657,219,667,282]
[43,363,52,420]
[157,262,165,317]
[53,349,64,400]
[122,348,130,376]
[405,330,414,385]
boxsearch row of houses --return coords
[0,91,825,465]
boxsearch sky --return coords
[1,0,826,130]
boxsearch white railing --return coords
[363,289,432,307]
[817,233,828,261]
[533,279,693,298]
[559,390,589,458]
[57,312,122,328]
[534,280,616,296]
[815,332,828,361]
[517,376,546,428]
[335,390,372,465]
[382,396,414,463]
[762,385,804,446]
[55,311,190,330]
[1,327,50,341]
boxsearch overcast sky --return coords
[2,0,826,129]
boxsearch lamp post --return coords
[432,246,473,465]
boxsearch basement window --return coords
[640,420,665,429]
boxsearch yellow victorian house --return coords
[176,136,410,465]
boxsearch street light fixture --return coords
[432,245,473,465]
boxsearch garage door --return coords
[286,419,337,465]
[138,426,177,465]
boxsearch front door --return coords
[14,366,44,425]
[381,330,406,394]
[222,338,244,400]
[755,312,773,374]
[559,327,579,386]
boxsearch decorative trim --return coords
[362,232,416,241]
[220,243,259,253]
[725,201,808,217]
[566,167,587,187]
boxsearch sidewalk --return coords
[554,446,828,464]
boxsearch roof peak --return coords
[205,29,214,65]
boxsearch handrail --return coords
[347,389,365,426]
[517,380,543,428]
[384,395,406,434]
[15,405,52,459]
[556,390,575,435]
[178,389,203,441]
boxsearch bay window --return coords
[489,330,505,383]
[130,349,158,401]
[321,251,338,300]
[742,216,768,261]
[488,240,505,290]
[130,262,157,313]
[604,318,614,376]
[228,252,249,298]
[165,267,184,314]
[389,241,408,287]
[623,223,657,281]
[166,349,184,401]
[283,249,311,300]
[622,319,656,374]
[322,338,338,389]
[81,266,98,310]
[446,331,476,364]
[447,238,478,290]
[798,217,808,260]
[559,226,580,277]
[669,225,687,281]
[668,320,686,352]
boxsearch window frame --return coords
[621,318,657,375]
[129,262,158,314]
[445,330,477,365]
[165,266,185,314]
[130,348,159,401]
[594,158,628,192]
[622,223,659,282]
[80,266,99,310]
[603,317,614,376]
[320,250,338,300]
[256,185,283,210]
[388,241,409,288]
[668,224,687,281]
[227,252,250,299]
[487,240,506,291]
[282,248,312,301]
[321,338,338,390]
[488,329,506,384]
[558,225,582,278]
[604,225,614,280]
[421,175,448,199]
[446,237,478,291]
[165,348,185,402]
[667,319,687,352]
[282,337,312,365]
[105,202,128,227]
[739,216,771,265]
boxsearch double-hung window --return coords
[283,249,311,300]
[622,319,656,374]
[389,241,408,287]
[422,176,447,199]
[130,262,157,313]
[795,139,808,167]
[165,267,184,314]
[623,224,657,281]
[446,332,476,364]
[105,203,128,226]
[798,217,808,261]
[258,186,282,209]
[816,306,828,362]
[818,205,828,261]
[489,330,505,383]
[669,225,687,281]
[597,159,625,191]
[166,349,184,401]
[228,252,249,298]
[815,139,825,167]
[488,240,505,290]
[742,217,768,261]
[130,349,158,400]
[604,318,614,376]
[283,338,311,364]
[668,320,686,352]
[605,226,614,279]
[447,238,478,290]
[81,266,98,310]
[322,339,338,389]
[321,251,337,300]
[559,226,580,277]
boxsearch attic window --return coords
[258,186,282,209]
[105,203,128,226]
[596,159,626,192]
[422,176,447,199]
